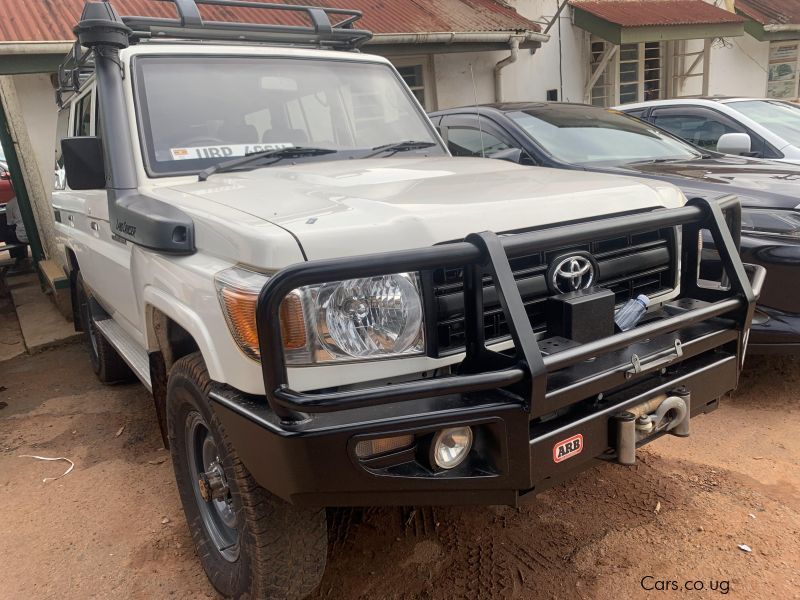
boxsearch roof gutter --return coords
[764,24,800,33]
[368,30,548,46]
[0,42,73,55]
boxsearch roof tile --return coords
[736,0,800,27]
[569,0,744,28]
[0,0,540,43]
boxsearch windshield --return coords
[133,56,440,176]
[729,100,800,148]
[507,107,700,166]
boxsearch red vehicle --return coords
[0,163,13,204]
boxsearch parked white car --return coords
[618,98,800,164]
[51,1,762,598]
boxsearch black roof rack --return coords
[55,41,94,108]
[123,0,372,48]
[56,0,373,105]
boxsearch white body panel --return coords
[54,43,688,396]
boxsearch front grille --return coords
[431,228,676,355]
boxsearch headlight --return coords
[315,274,424,360]
[215,267,424,364]
[741,208,800,240]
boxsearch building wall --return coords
[510,0,589,103]
[507,0,773,103]
[388,0,590,111]
[708,34,769,97]
[432,51,503,108]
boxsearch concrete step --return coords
[7,273,80,353]
[38,259,69,290]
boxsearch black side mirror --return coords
[61,137,106,190]
[488,147,523,164]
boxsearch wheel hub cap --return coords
[198,461,230,503]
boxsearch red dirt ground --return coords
[1,343,798,599]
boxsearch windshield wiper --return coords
[626,158,683,166]
[198,146,337,181]
[365,140,437,158]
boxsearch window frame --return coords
[589,38,665,107]
[389,55,437,111]
[618,41,665,105]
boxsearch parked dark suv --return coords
[430,102,800,352]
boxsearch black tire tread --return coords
[75,272,134,384]
[168,352,327,599]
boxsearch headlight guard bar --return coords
[256,196,762,422]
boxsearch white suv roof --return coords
[122,40,391,63]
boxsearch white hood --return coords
[165,157,686,260]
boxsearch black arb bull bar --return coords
[256,197,762,422]
[209,196,765,505]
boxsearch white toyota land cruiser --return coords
[52,1,763,598]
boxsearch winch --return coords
[613,387,691,465]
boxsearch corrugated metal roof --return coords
[569,0,744,27]
[737,0,800,26]
[0,0,540,43]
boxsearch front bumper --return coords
[212,197,763,507]
[212,324,740,506]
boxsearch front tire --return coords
[166,353,327,599]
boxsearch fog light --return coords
[431,427,473,470]
[354,434,415,458]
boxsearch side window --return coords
[73,91,93,137]
[445,127,511,157]
[54,106,70,191]
[651,107,745,151]
[625,109,646,119]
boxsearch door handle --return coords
[90,221,99,231]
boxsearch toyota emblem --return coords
[548,253,598,294]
